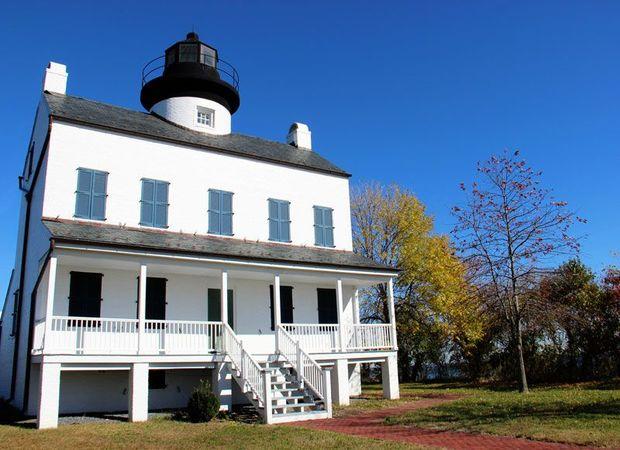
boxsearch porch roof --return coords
[43,218,397,273]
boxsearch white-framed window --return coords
[196,106,215,128]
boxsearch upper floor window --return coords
[140,179,169,228]
[208,189,233,235]
[268,199,291,242]
[197,106,214,128]
[74,168,108,221]
[314,206,334,247]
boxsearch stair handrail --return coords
[222,323,265,406]
[276,325,327,401]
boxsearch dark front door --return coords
[68,271,103,317]
[207,288,234,329]
[146,277,167,321]
[270,285,294,330]
[317,288,338,324]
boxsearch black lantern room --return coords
[140,32,240,114]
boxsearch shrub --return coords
[186,379,220,423]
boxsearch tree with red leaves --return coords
[452,150,583,393]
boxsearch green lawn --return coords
[0,417,415,450]
[382,380,620,448]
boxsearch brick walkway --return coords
[284,396,597,449]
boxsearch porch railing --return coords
[283,323,395,352]
[222,323,264,406]
[40,316,222,355]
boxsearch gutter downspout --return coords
[21,246,53,413]
[9,118,52,406]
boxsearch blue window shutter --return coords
[314,206,324,246]
[209,190,233,235]
[75,168,107,220]
[280,202,290,242]
[314,206,334,247]
[221,192,233,235]
[268,199,279,240]
[140,179,155,226]
[154,181,169,228]
[208,190,220,234]
[91,171,107,220]
[324,208,334,247]
[75,169,92,218]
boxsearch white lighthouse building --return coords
[0,33,399,429]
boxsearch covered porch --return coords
[32,244,398,359]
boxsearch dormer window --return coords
[197,106,214,128]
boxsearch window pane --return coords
[269,219,279,240]
[91,196,106,220]
[93,172,107,195]
[200,45,216,66]
[221,192,232,213]
[221,213,232,235]
[155,204,168,228]
[141,180,155,203]
[208,210,220,234]
[75,192,90,218]
[179,44,198,62]
[77,169,92,193]
[209,190,220,212]
[155,182,168,203]
[280,221,290,242]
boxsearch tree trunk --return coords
[515,320,529,393]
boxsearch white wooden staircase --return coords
[222,324,332,424]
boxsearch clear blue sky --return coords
[1,1,618,301]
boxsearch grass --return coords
[383,380,620,448]
[0,416,416,449]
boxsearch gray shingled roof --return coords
[43,92,350,177]
[43,219,395,272]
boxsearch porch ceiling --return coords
[55,247,389,287]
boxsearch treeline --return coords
[353,151,619,388]
[455,260,619,383]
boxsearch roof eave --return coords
[50,236,397,274]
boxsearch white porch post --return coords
[352,287,360,324]
[43,256,58,352]
[331,359,350,406]
[221,270,228,325]
[336,279,346,351]
[382,354,400,399]
[274,273,281,351]
[387,277,398,350]
[138,264,147,354]
[273,273,281,326]
[128,362,149,421]
[37,361,61,429]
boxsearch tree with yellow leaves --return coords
[351,182,482,380]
